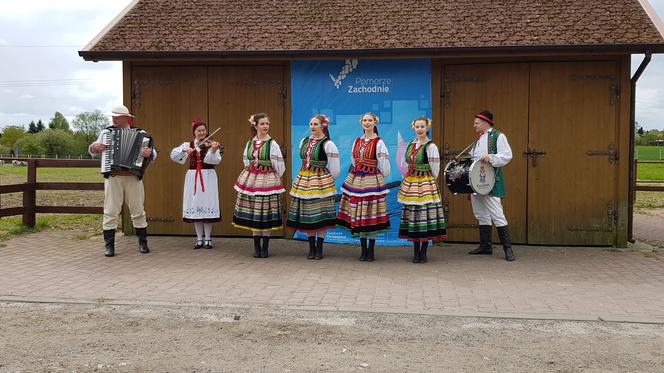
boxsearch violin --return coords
[194,128,223,153]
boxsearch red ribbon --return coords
[193,155,205,195]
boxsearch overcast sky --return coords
[1,0,663,130]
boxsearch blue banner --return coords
[290,59,432,245]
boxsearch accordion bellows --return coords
[101,127,153,178]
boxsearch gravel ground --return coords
[1,302,663,372]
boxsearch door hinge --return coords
[586,144,618,164]
[566,201,616,233]
[610,84,620,106]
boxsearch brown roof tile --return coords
[81,0,664,59]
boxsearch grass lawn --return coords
[635,146,664,160]
[0,214,102,244]
[0,165,101,184]
[636,162,664,181]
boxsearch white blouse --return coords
[351,136,391,178]
[169,141,222,165]
[242,137,285,177]
[298,137,341,179]
[399,139,441,178]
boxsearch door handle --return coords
[523,147,547,167]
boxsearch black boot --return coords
[412,242,421,263]
[136,227,149,254]
[315,237,324,260]
[420,242,429,263]
[253,237,261,258]
[469,225,493,255]
[307,236,316,259]
[260,237,270,258]
[367,239,376,262]
[359,238,368,261]
[497,226,515,262]
[103,229,115,257]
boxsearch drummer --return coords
[467,111,515,261]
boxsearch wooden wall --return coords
[121,55,631,246]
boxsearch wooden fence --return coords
[0,157,103,227]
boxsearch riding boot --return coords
[359,238,368,261]
[307,236,316,259]
[103,229,115,257]
[260,237,270,258]
[367,239,376,262]
[136,227,150,254]
[420,242,429,263]
[315,237,324,260]
[412,242,421,263]
[253,237,261,258]
[497,226,515,262]
[468,225,493,255]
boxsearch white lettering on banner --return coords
[346,77,392,94]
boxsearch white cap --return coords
[111,105,135,118]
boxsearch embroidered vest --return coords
[188,141,215,170]
[299,137,328,170]
[487,129,506,197]
[405,140,432,175]
[352,137,380,173]
[245,138,273,169]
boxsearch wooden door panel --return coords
[441,64,529,243]
[208,66,286,236]
[131,67,208,235]
[528,62,618,245]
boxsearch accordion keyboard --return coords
[101,131,113,173]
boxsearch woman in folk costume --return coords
[337,112,391,262]
[170,119,223,249]
[287,114,340,260]
[397,117,447,263]
[232,113,286,258]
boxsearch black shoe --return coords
[315,237,324,260]
[420,242,428,263]
[412,242,421,263]
[469,225,493,255]
[359,238,367,261]
[193,240,204,250]
[260,237,270,258]
[497,226,515,262]
[204,240,213,249]
[103,229,115,257]
[136,227,150,254]
[253,237,261,258]
[366,239,375,262]
[307,236,316,259]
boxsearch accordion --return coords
[101,127,154,178]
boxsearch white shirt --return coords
[470,128,512,168]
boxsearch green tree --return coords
[36,129,74,156]
[72,110,110,143]
[28,121,39,134]
[48,112,70,131]
[36,120,45,132]
[70,132,93,157]
[0,126,26,155]
[14,135,45,156]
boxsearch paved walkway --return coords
[1,230,663,323]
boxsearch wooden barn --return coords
[79,0,664,246]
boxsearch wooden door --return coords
[208,66,287,236]
[441,64,529,243]
[528,62,619,245]
[130,67,208,235]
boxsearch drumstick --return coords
[454,141,476,160]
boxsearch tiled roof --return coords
[81,0,664,59]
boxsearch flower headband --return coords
[316,115,330,128]
[411,117,432,127]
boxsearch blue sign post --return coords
[291,59,432,245]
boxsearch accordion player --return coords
[101,127,154,179]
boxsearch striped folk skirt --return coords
[287,168,337,234]
[337,169,390,237]
[232,167,284,232]
[397,173,447,242]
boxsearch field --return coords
[635,145,664,160]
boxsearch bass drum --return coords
[444,159,495,195]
